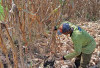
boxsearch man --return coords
[55,21,96,68]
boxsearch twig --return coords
[0,23,11,68]
[3,23,18,68]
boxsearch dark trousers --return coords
[75,53,92,68]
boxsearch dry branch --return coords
[0,23,10,68]
[3,23,18,68]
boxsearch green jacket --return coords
[62,21,96,59]
[0,0,4,21]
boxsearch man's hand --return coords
[61,56,66,60]
[56,56,66,60]
[54,26,58,31]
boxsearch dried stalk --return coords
[0,24,10,68]
[18,35,25,68]
[0,60,3,68]
[3,24,18,68]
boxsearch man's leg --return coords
[79,53,92,68]
[74,53,82,68]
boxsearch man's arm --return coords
[64,45,82,60]
[64,36,82,60]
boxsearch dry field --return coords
[0,0,100,68]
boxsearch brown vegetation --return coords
[0,0,100,68]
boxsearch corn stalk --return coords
[2,23,18,68]
[0,23,10,68]
[0,60,3,68]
